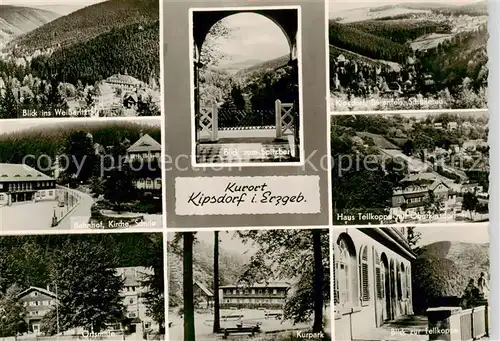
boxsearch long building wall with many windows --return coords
[334,228,416,341]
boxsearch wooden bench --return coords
[221,326,261,339]
[265,312,283,319]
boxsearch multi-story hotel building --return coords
[116,266,157,335]
[220,282,290,310]
[0,163,56,206]
[334,227,416,341]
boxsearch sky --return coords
[329,0,483,17]
[0,117,161,136]
[207,13,290,70]
[2,0,106,15]
[416,225,489,247]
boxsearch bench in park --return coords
[221,325,261,339]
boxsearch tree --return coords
[0,80,18,119]
[183,233,196,341]
[311,229,324,333]
[0,284,28,337]
[103,166,135,212]
[212,231,220,333]
[137,95,160,116]
[48,239,124,333]
[462,192,479,219]
[141,234,165,334]
[64,131,96,183]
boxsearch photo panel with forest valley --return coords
[333,224,490,341]
[330,110,489,226]
[0,233,165,339]
[328,0,488,111]
[0,0,160,119]
[167,228,331,340]
[0,117,163,232]
[191,7,303,165]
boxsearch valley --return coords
[0,0,160,119]
[329,1,488,111]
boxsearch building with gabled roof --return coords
[193,281,213,309]
[0,163,56,206]
[125,134,162,196]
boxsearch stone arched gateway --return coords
[191,9,300,162]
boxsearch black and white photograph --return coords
[190,7,303,165]
[0,232,165,340]
[167,228,331,340]
[331,111,489,225]
[328,0,488,111]
[0,0,160,119]
[0,117,163,232]
[334,224,490,341]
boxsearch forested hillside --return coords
[0,121,161,170]
[0,5,59,41]
[0,233,161,294]
[6,0,158,54]
[329,21,411,64]
[30,21,159,85]
[348,19,452,44]
[167,236,249,308]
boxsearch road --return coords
[0,187,94,231]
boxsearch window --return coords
[359,245,370,304]
[400,263,406,300]
[373,249,382,299]
[336,235,357,309]
[273,289,277,295]
[129,298,134,304]
[0,194,4,200]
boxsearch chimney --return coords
[47,284,51,292]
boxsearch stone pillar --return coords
[426,307,462,341]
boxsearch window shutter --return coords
[373,248,382,300]
[360,246,370,302]
[334,250,339,305]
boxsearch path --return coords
[353,315,428,341]
[55,187,95,229]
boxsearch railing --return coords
[427,305,489,341]
[218,108,275,129]
[196,100,297,142]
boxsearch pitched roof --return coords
[126,134,161,153]
[105,74,143,86]
[17,286,57,299]
[0,163,54,182]
[116,266,152,287]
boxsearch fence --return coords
[459,306,487,341]
[197,100,298,142]
[427,305,489,341]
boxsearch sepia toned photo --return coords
[331,111,489,225]
[0,117,163,231]
[334,224,490,341]
[167,228,331,340]
[0,0,160,118]
[328,0,488,111]
[0,233,165,340]
[190,7,303,165]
